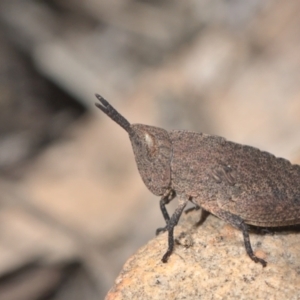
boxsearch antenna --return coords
[95,94,131,132]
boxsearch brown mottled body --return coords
[95,94,300,267]
[170,131,300,227]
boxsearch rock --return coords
[105,210,300,300]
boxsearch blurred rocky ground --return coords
[0,0,300,299]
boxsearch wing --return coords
[169,131,300,227]
[212,144,300,227]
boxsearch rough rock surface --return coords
[105,210,300,300]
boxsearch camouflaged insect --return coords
[95,94,300,267]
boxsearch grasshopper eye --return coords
[144,133,157,159]
[145,133,154,147]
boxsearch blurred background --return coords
[0,0,300,299]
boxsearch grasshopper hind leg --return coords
[218,210,267,267]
